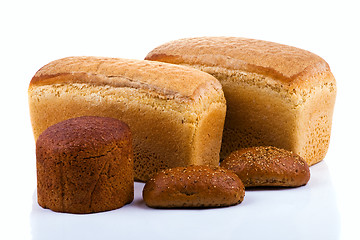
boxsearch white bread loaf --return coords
[28,56,227,181]
[145,37,337,165]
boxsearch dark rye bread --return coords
[36,116,133,214]
[220,146,310,187]
[142,165,245,208]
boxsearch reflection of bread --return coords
[143,165,245,208]
[145,37,337,165]
[29,56,226,181]
[36,116,133,214]
[221,146,310,187]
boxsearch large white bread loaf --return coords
[28,56,227,181]
[145,37,337,165]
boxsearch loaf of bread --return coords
[143,165,245,208]
[145,37,337,165]
[220,146,310,187]
[36,116,133,213]
[29,56,226,181]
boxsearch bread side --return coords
[29,57,226,181]
[194,65,336,164]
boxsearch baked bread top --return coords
[36,116,131,155]
[30,56,222,102]
[220,146,310,187]
[142,165,245,208]
[145,36,332,85]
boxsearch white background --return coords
[1,0,359,239]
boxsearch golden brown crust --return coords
[142,165,245,208]
[30,56,222,101]
[145,37,337,165]
[36,116,134,213]
[220,146,310,187]
[29,57,227,182]
[145,36,331,85]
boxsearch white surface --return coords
[30,162,339,240]
[1,0,359,239]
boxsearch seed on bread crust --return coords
[142,165,245,208]
[220,146,310,187]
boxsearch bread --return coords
[142,165,245,208]
[220,146,310,187]
[145,37,337,165]
[29,56,226,181]
[36,116,133,213]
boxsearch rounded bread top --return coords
[36,116,131,154]
[222,146,308,171]
[145,36,331,83]
[143,165,245,208]
[30,56,222,101]
[220,146,310,187]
